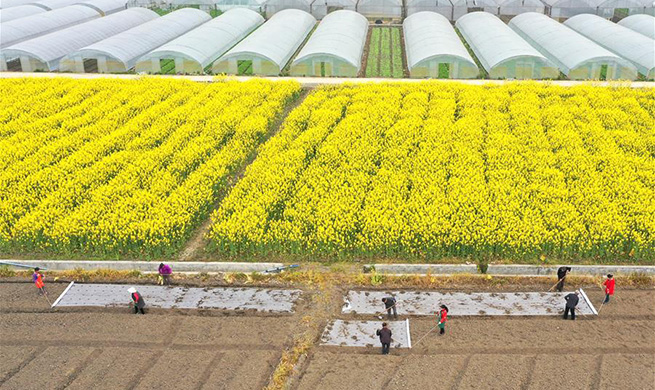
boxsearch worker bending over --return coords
[128,287,146,315]
[563,291,579,320]
[382,297,397,319]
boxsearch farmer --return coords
[128,287,146,315]
[603,274,615,304]
[32,267,47,296]
[556,266,572,292]
[376,322,392,355]
[563,291,579,320]
[382,297,397,319]
[158,263,172,286]
[437,304,448,335]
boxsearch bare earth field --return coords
[1,283,654,390]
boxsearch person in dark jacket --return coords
[563,291,579,320]
[376,322,392,355]
[556,266,572,292]
[128,287,146,314]
[381,297,397,319]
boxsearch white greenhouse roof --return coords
[540,0,600,6]
[0,4,45,22]
[455,11,551,70]
[1,5,100,48]
[0,0,36,8]
[618,14,655,39]
[1,8,157,70]
[75,0,126,15]
[404,11,475,69]
[139,8,264,69]
[220,9,316,69]
[451,0,500,7]
[509,12,634,74]
[564,13,655,76]
[292,10,367,69]
[27,0,82,10]
[70,8,210,70]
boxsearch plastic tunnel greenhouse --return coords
[264,0,312,17]
[136,8,264,74]
[1,8,157,72]
[404,11,479,78]
[452,0,500,21]
[497,0,545,17]
[618,14,655,38]
[542,0,599,20]
[596,0,648,20]
[60,8,210,73]
[510,12,638,79]
[74,0,126,15]
[406,0,454,19]
[0,0,36,8]
[1,5,100,49]
[290,10,367,77]
[28,0,86,10]
[309,0,357,19]
[0,4,46,22]
[564,13,655,79]
[214,0,267,12]
[213,9,316,75]
[356,0,403,18]
[455,12,559,79]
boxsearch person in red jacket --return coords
[32,267,47,296]
[437,304,448,335]
[128,287,146,314]
[603,274,615,304]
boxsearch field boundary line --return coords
[56,348,103,390]
[125,350,164,390]
[0,348,43,385]
[51,280,74,308]
[195,351,224,390]
[406,319,412,349]
[450,354,472,390]
[520,354,538,390]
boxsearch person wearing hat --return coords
[603,274,615,304]
[556,266,572,292]
[128,287,146,314]
[437,305,449,335]
[158,263,172,286]
[376,322,392,355]
[381,297,397,319]
[32,267,47,296]
[563,291,579,320]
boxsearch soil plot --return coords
[321,320,411,348]
[343,290,596,316]
[53,283,302,313]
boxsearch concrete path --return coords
[343,290,597,316]
[0,260,283,273]
[53,283,302,313]
[2,72,653,88]
[370,263,655,276]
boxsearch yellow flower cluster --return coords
[0,78,300,256]
[209,83,655,260]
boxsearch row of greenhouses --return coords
[119,0,655,20]
[1,7,653,79]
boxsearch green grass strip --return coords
[365,29,380,77]
[391,28,404,78]
[379,28,392,77]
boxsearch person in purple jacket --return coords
[158,263,172,286]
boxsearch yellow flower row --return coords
[208,83,655,260]
[0,78,301,256]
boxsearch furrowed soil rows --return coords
[1,283,653,389]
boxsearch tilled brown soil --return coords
[2,283,654,389]
[296,288,655,390]
[0,283,298,390]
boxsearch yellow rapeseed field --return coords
[0,78,301,256]
[209,83,655,261]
